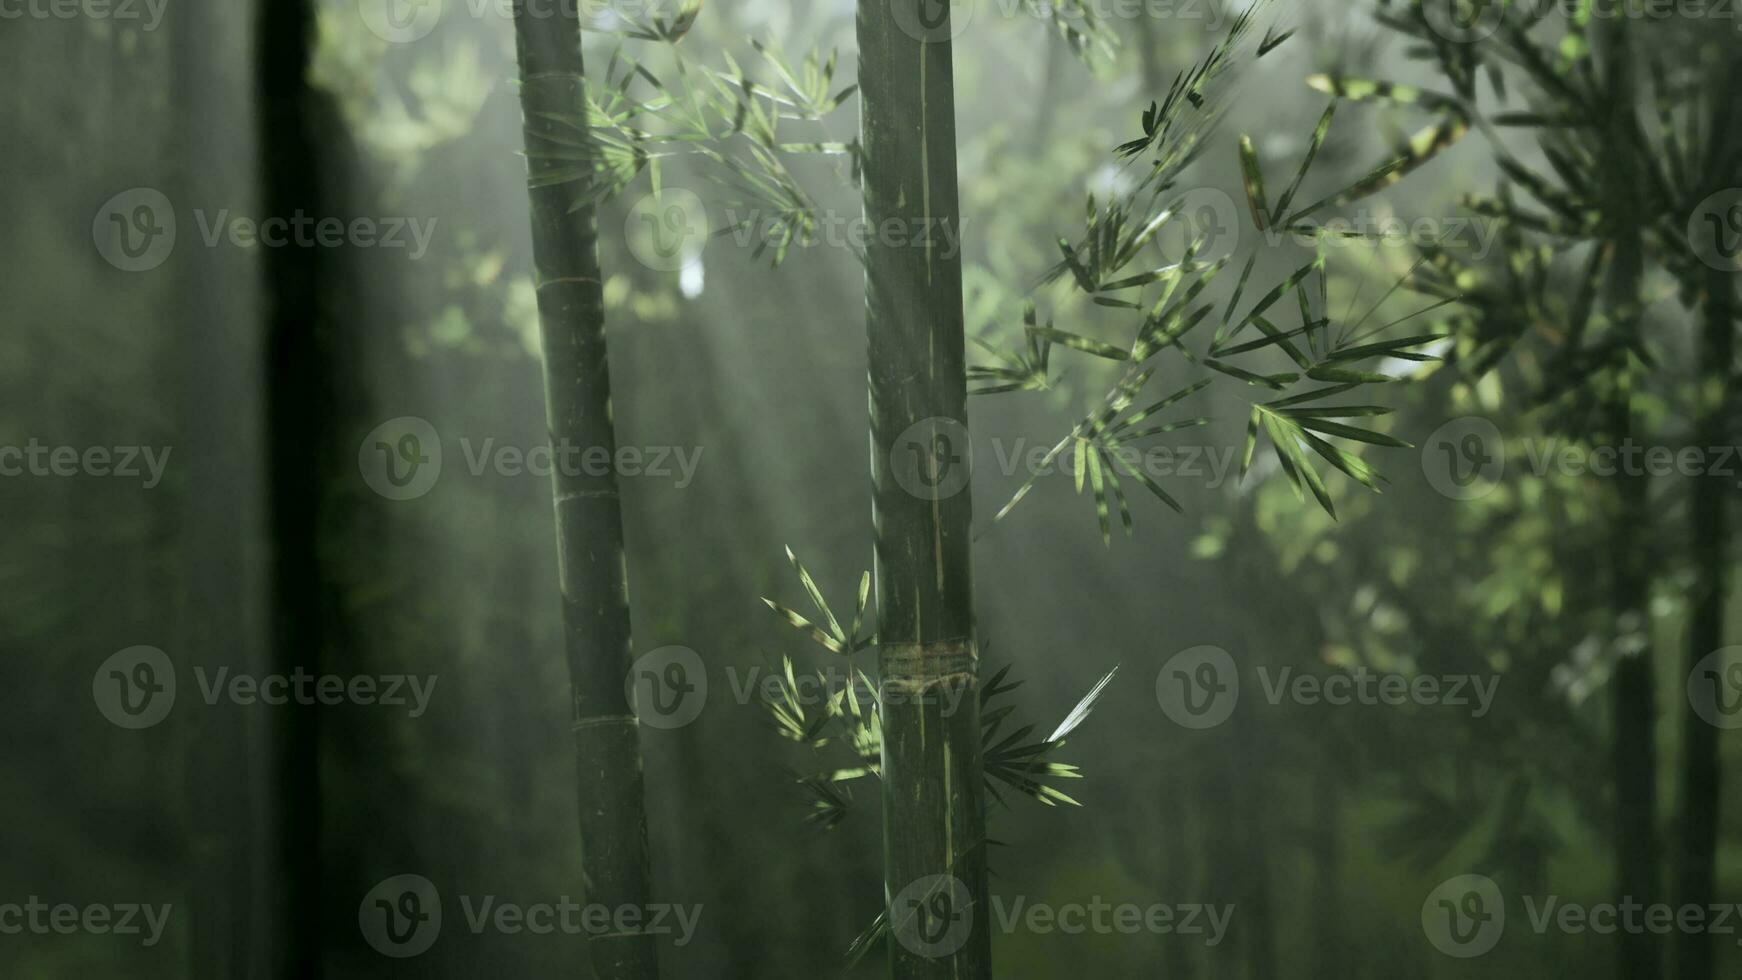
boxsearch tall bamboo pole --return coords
[857,2,990,977]
[1595,24,1657,980]
[511,4,658,977]
[257,0,331,970]
[1677,263,1733,980]
[1675,59,1741,980]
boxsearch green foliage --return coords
[975,7,1455,536]
[759,553,1116,818]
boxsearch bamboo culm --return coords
[511,3,659,977]
[856,3,991,978]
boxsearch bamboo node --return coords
[880,640,976,693]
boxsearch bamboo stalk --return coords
[510,5,658,977]
[856,3,991,977]
[1594,27,1658,980]
[1677,265,1732,980]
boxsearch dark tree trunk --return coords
[177,1,267,974]
[856,2,990,978]
[1309,772,1341,980]
[256,0,334,972]
[510,3,659,977]
[1675,266,1733,980]
[1594,25,1658,980]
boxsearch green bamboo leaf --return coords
[1030,327,1132,362]
[1293,418,1411,448]
[1238,135,1270,230]
[761,598,846,654]
[785,545,844,643]
[1272,102,1336,223]
[1204,358,1298,389]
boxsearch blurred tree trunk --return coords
[511,4,659,977]
[1159,783,1194,979]
[1676,61,1741,980]
[1032,31,1065,150]
[1228,511,1275,980]
[1676,247,1735,980]
[856,3,990,978]
[1595,25,1657,980]
[178,1,267,976]
[1134,9,1165,95]
[1309,750,1340,980]
[256,0,336,970]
